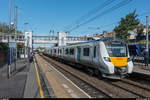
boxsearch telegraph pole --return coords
[15,6,17,39]
[146,16,149,65]
[14,6,18,71]
[8,0,11,78]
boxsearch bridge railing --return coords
[0,35,25,43]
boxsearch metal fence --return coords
[131,56,150,67]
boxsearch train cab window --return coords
[94,46,96,58]
[70,48,74,55]
[83,48,90,56]
[106,43,127,57]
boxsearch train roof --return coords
[67,37,124,46]
[50,37,124,49]
[128,43,140,46]
[68,40,96,46]
[99,37,124,43]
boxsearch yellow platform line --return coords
[33,58,44,98]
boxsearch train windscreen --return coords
[105,43,127,57]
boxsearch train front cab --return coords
[99,41,133,79]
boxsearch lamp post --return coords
[14,6,18,71]
[146,16,149,65]
[7,0,11,78]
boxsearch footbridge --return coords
[0,31,86,45]
[0,31,87,58]
[32,35,86,44]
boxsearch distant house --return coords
[102,30,116,38]
[128,29,137,40]
[128,24,150,41]
[143,25,150,35]
[83,31,116,41]
[84,33,102,41]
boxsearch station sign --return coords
[8,42,17,65]
[17,42,24,46]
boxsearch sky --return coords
[0,0,150,47]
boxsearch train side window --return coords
[94,46,96,58]
[70,48,74,55]
[65,49,67,54]
[83,47,89,56]
[65,48,69,54]
[54,49,56,53]
[58,49,59,54]
[60,50,62,54]
[63,48,64,54]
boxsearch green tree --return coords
[0,22,9,33]
[0,22,23,51]
[114,10,140,42]
[136,24,144,41]
[0,43,8,51]
[0,22,23,34]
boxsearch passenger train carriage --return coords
[44,38,133,79]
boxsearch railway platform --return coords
[0,59,30,98]
[34,54,90,98]
[133,65,150,76]
[0,58,45,98]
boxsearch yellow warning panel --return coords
[110,57,127,67]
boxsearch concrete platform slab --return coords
[23,62,40,98]
[35,54,90,98]
[0,59,29,98]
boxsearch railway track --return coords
[40,55,111,98]
[102,73,150,98]
[105,80,150,98]
[39,54,150,98]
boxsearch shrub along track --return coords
[39,54,150,98]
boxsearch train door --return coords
[77,47,81,61]
[92,45,99,65]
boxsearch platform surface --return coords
[35,54,90,98]
[0,59,42,98]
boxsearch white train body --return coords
[44,38,133,79]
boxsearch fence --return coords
[131,55,150,67]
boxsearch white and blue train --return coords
[44,38,134,79]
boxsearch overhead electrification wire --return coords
[64,0,116,32]
[139,11,150,17]
[68,0,133,32]
[98,11,150,28]
[75,0,116,25]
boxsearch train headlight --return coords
[104,57,111,62]
[127,57,132,62]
